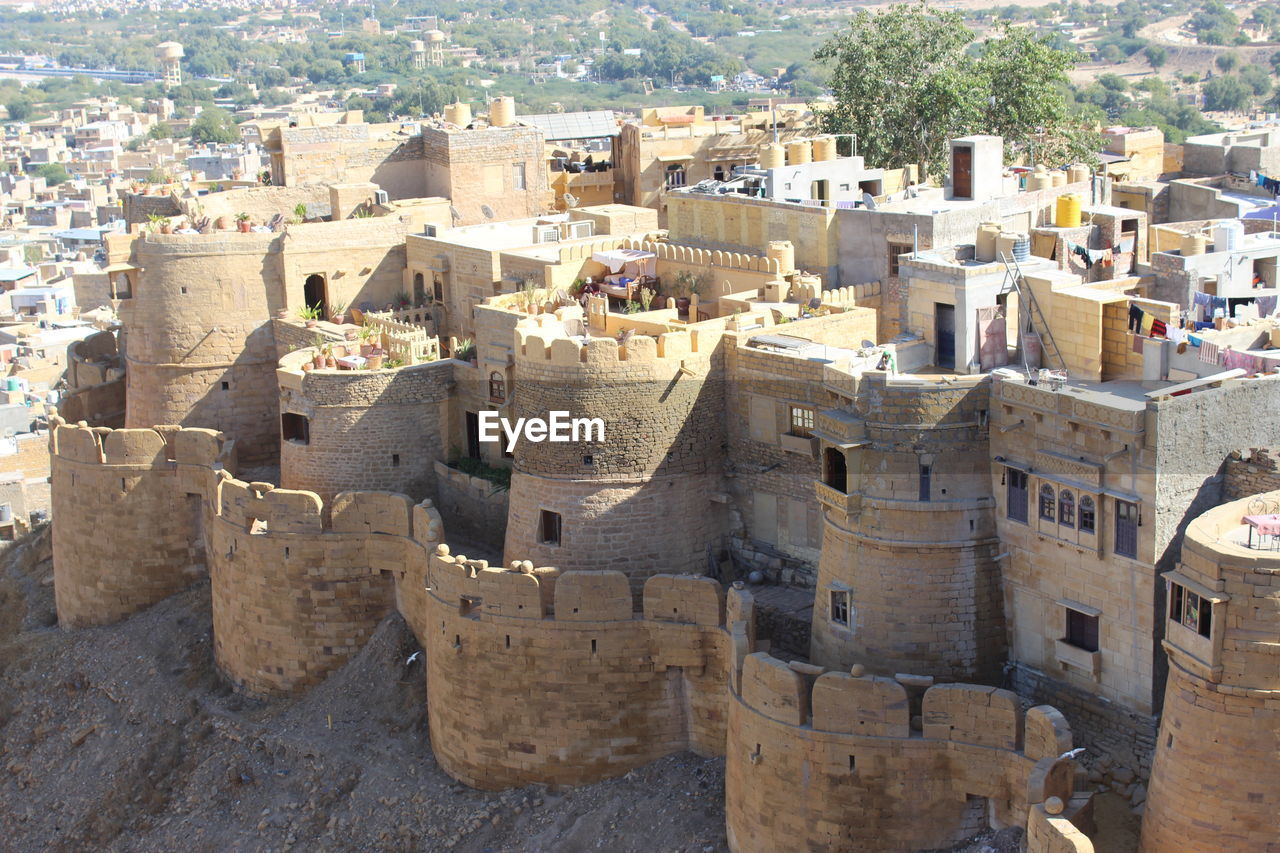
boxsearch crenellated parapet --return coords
[49,414,236,627]
[725,650,1094,853]
[208,477,442,696]
[504,313,728,580]
[47,416,446,696]
[423,551,739,789]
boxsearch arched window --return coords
[488,371,505,402]
[1059,490,1075,528]
[413,272,425,306]
[1079,496,1096,534]
[1039,484,1056,521]
[823,447,847,493]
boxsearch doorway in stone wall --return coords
[303,273,327,318]
[413,272,426,306]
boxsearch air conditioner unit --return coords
[567,220,594,239]
[423,224,437,237]
[374,189,389,205]
[534,225,560,243]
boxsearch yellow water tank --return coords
[1067,164,1091,184]
[759,143,785,170]
[786,139,812,165]
[489,96,515,127]
[976,222,1001,262]
[1049,169,1067,187]
[811,136,837,162]
[1181,232,1207,256]
[444,101,472,127]
[767,240,796,275]
[1055,193,1082,228]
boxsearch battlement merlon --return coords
[426,550,732,630]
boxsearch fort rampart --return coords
[725,651,1094,853]
[811,372,1006,682]
[504,316,727,581]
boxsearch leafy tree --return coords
[815,6,1095,181]
[5,98,33,122]
[1215,51,1239,73]
[1145,44,1167,70]
[189,107,239,145]
[147,122,172,140]
[1271,50,1280,77]
[1202,74,1252,112]
[32,163,70,185]
[1240,63,1273,97]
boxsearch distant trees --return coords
[32,163,70,185]
[5,99,33,122]
[189,107,239,145]
[1202,75,1252,112]
[815,5,1096,182]
[1144,45,1167,70]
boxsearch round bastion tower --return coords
[120,233,284,463]
[1140,491,1280,852]
[503,317,726,586]
[809,372,1006,682]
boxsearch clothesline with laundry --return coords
[1249,170,1280,195]
[1127,299,1280,374]
[1067,237,1136,270]
[1190,290,1279,323]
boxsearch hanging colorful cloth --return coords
[1128,303,1143,331]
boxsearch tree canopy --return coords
[189,107,239,145]
[815,2,1097,182]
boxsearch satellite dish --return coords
[562,192,578,209]
[449,205,462,222]
[862,192,878,210]
[481,204,495,220]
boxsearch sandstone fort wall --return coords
[811,373,1006,682]
[725,651,1092,853]
[504,317,727,580]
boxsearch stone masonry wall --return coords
[279,360,453,507]
[810,373,1006,683]
[725,652,1092,853]
[49,419,235,627]
[1224,447,1280,500]
[503,317,727,582]
[425,554,730,789]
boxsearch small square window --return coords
[788,405,814,438]
[1039,484,1056,521]
[392,453,400,467]
[1064,607,1099,653]
[538,509,562,546]
[829,589,850,628]
[281,413,309,444]
[1169,582,1212,638]
[887,242,912,278]
[221,381,230,391]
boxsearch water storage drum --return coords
[1055,193,1082,228]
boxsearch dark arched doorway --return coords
[303,274,327,318]
[413,272,426,306]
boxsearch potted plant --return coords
[358,323,377,356]
[235,212,251,233]
[311,347,325,369]
[300,303,322,328]
[329,299,348,325]
[455,337,476,365]
[146,213,169,234]
[293,202,308,224]
[324,344,337,369]
[395,289,411,309]
[215,214,230,230]
[366,347,384,370]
